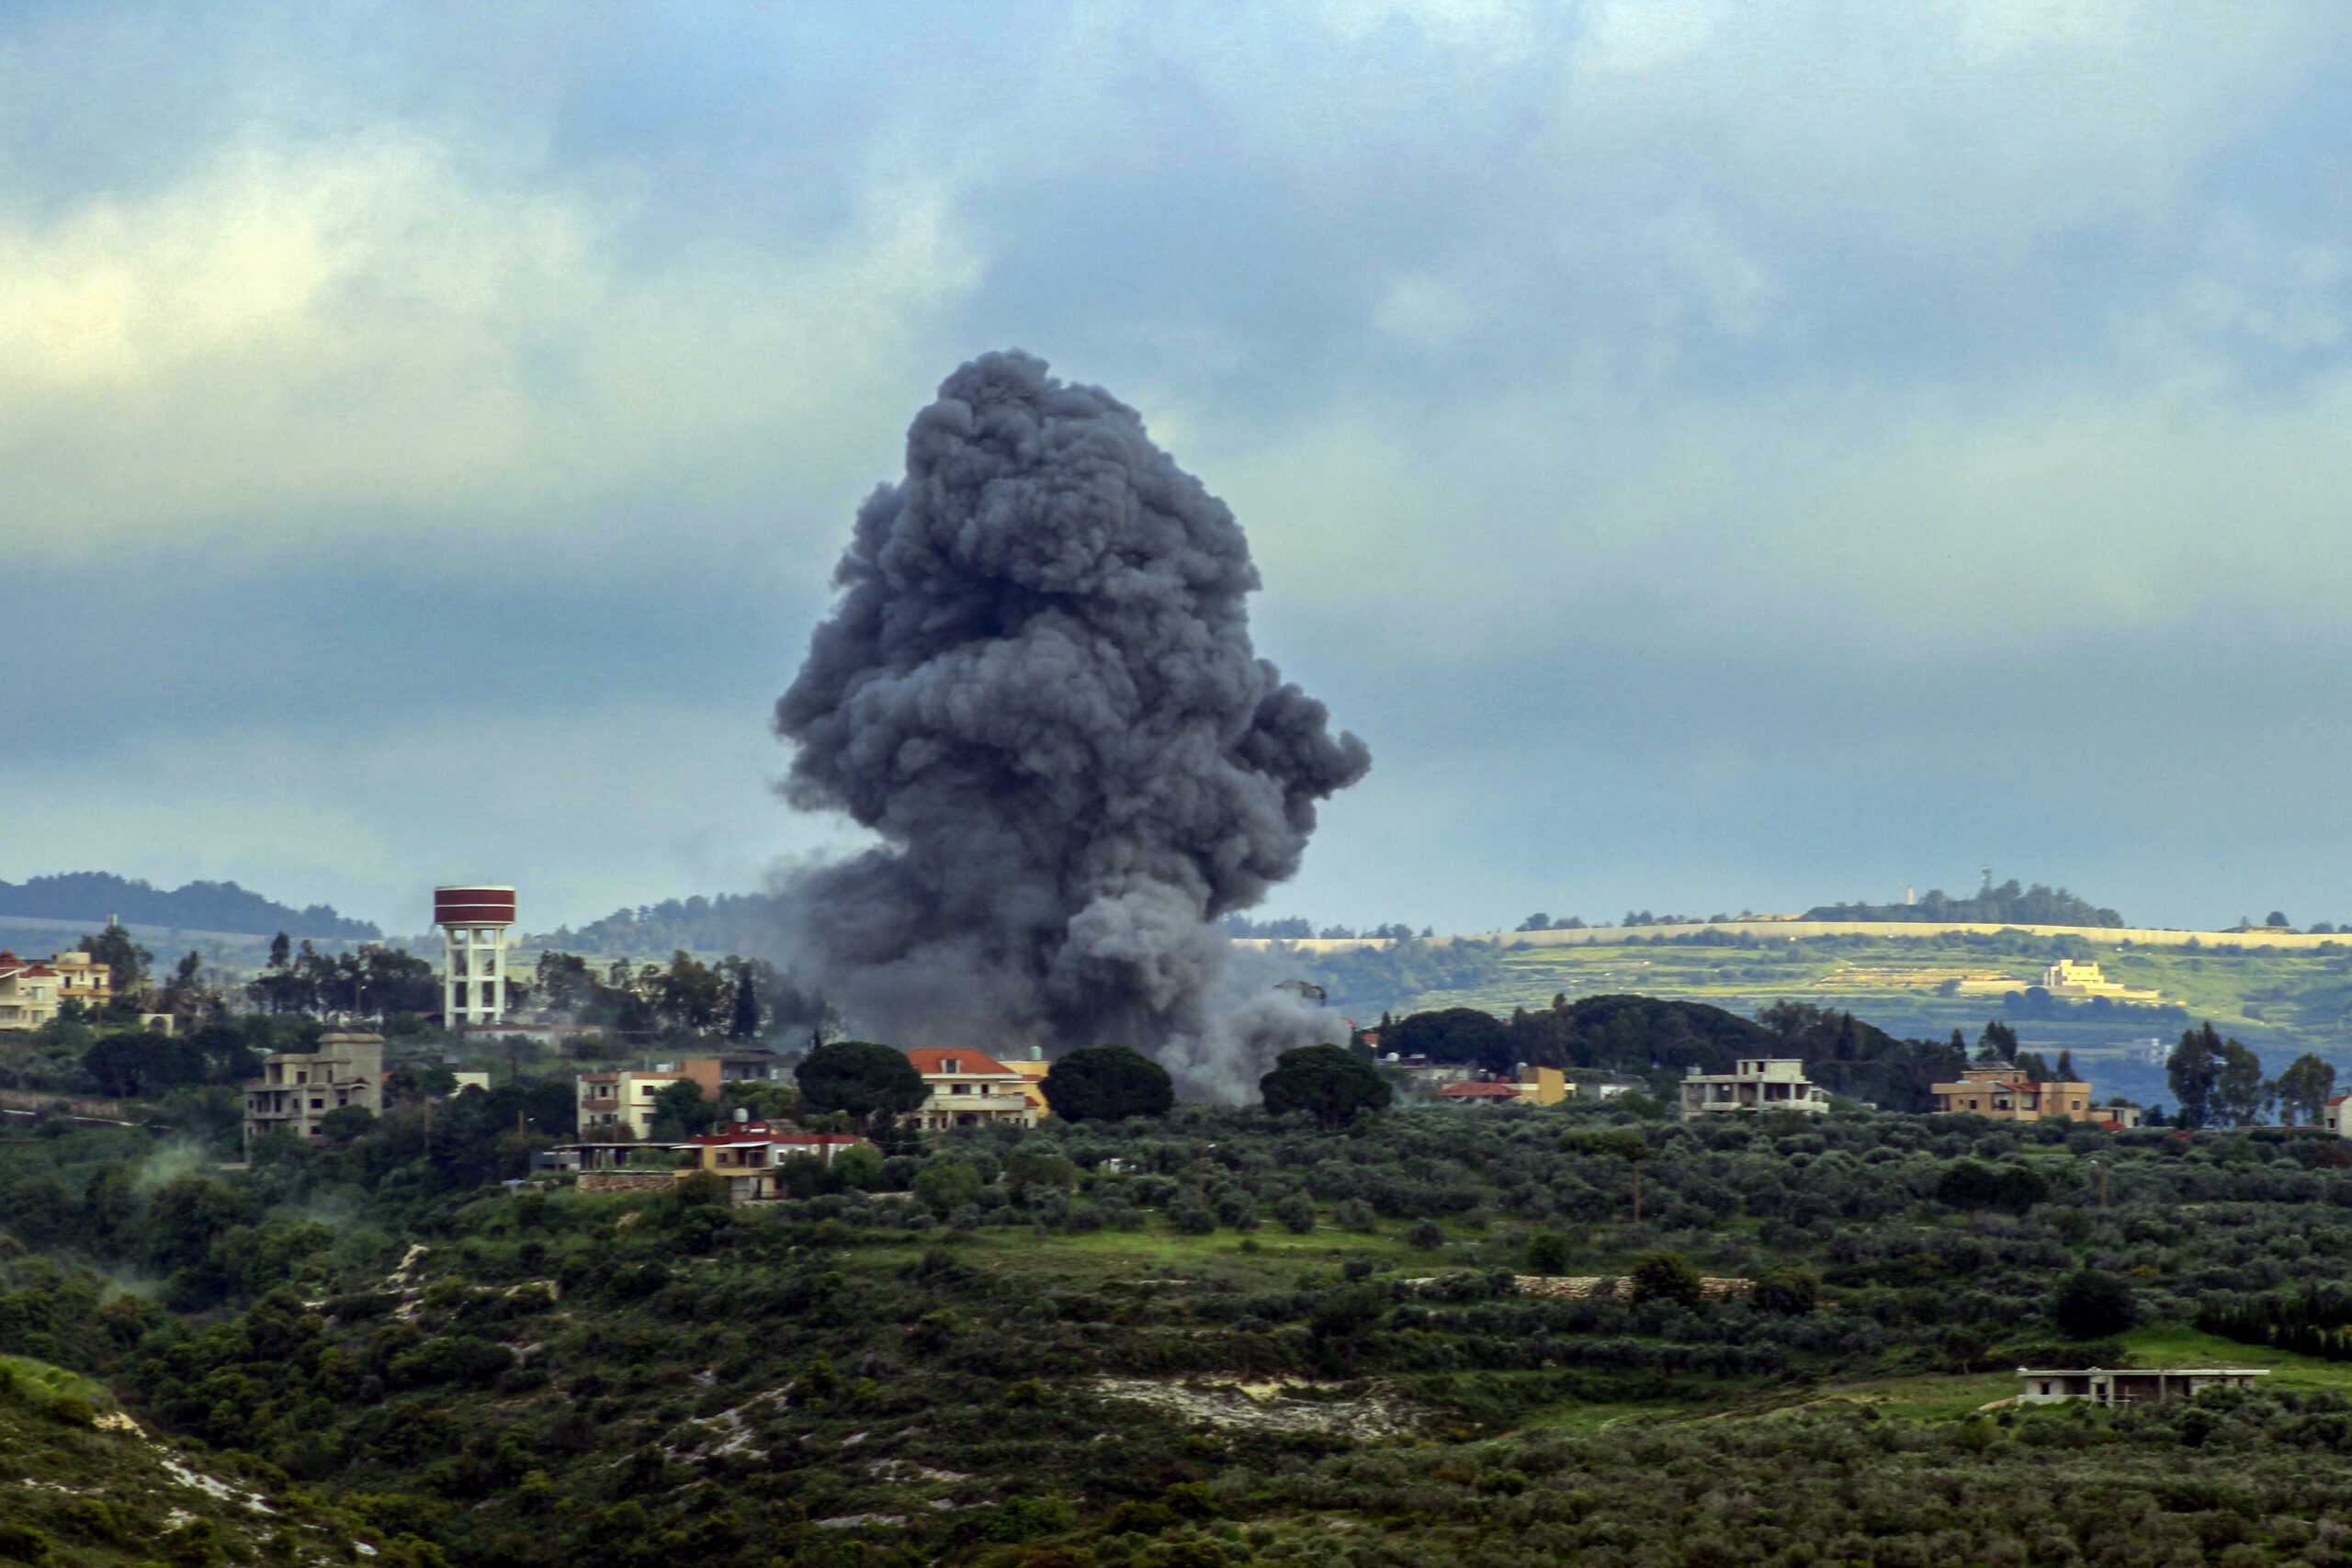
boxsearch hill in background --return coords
[1804,878,2123,927]
[528,891,786,957]
[0,872,378,940]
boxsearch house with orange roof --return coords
[0,949,109,1031]
[672,1120,867,1201]
[905,1047,1040,1132]
[1436,1066,1569,1108]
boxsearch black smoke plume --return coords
[774,351,1370,1100]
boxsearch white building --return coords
[2018,1367,2266,1408]
[906,1048,1039,1132]
[1679,1058,1830,1118]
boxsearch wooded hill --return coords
[10,1081,2352,1565]
[1379,995,1966,1111]
[0,872,379,940]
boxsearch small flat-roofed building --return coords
[575,1068,691,1140]
[1931,1066,2098,1122]
[243,1031,383,1149]
[2018,1367,2267,1408]
[1679,1058,1830,1118]
[2042,959,2125,995]
[677,1050,791,1101]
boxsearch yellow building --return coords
[1517,1066,1567,1105]
[1434,1066,1569,1107]
[0,949,110,1030]
[575,1068,692,1140]
[1001,1055,1053,1116]
[1930,1066,2098,1122]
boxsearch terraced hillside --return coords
[15,1101,2352,1564]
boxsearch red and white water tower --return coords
[435,886,516,1027]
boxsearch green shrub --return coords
[913,1160,983,1215]
[2052,1269,2137,1339]
[1525,1233,1574,1275]
[1628,1250,1702,1307]
[1752,1268,1819,1315]
[979,1495,1075,1542]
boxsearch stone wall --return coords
[1512,1275,1754,1302]
[577,1170,678,1194]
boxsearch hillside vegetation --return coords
[0,1340,391,1565]
[12,1091,2352,1564]
[1296,931,2352,1093]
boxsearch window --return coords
[953,1083,971,1095]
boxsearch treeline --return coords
[0,871,379,939]
[2198,1286,2352,1362]
[1805,878,2123,928]
[529,894,784,957]
[2167,1022,2338,1130]
[1374,996,1967,1112]
[532,951,832,1043]
[246,937,440,1017]
[1226,916,1424,940]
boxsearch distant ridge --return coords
[533,893,781,957]
[0,872,379,941]
[1804,879,2122,929]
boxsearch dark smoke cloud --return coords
[774,350,1370,1100]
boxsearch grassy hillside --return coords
[14,1098,2352,1563]
[1295,931,2352,1100]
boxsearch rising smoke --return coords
[774,351,1370,1100]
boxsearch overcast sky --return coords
[7,1,2352,938]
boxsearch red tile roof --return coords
[903,1047,1018,1077]
[674,1123,863,1149]
[1438,1081,1522,1100]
